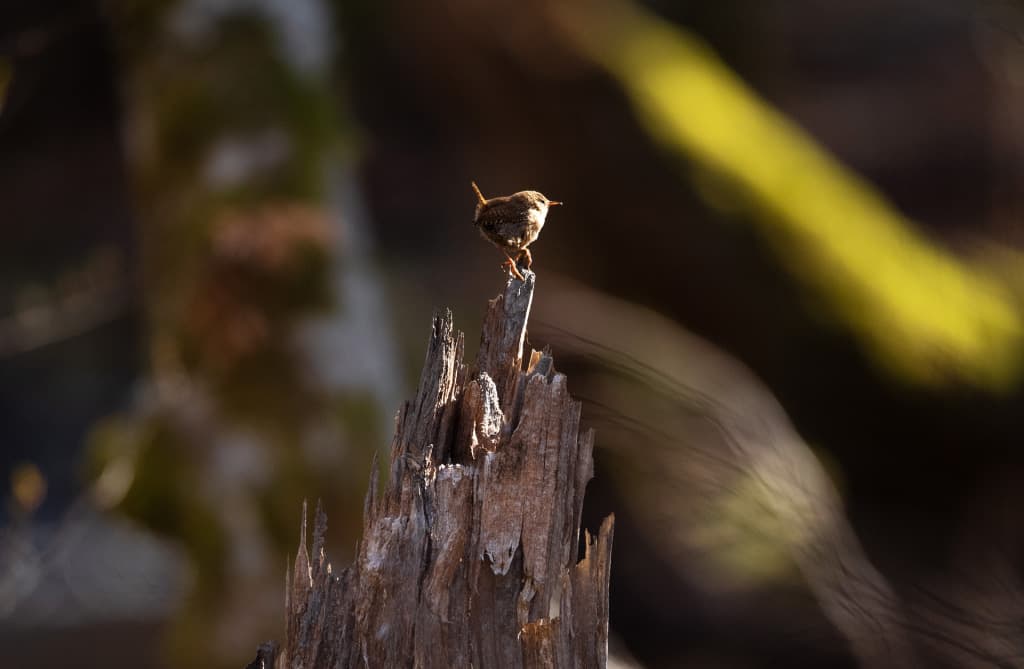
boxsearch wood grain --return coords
[254,270,613,668]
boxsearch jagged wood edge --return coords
[256,270,614,668]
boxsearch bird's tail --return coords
[471,181,486,205]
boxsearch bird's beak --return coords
[548,200,563,206]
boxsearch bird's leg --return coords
[518,248,533,270]
[502,252,526,281]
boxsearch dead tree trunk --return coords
[252,270,614,668]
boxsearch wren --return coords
[471,181,561,281]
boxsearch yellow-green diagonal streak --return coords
[561,3,1023,389]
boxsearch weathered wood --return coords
[262,269,614,668]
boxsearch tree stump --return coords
[253,270,614,668]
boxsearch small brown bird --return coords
[472,181,561,280]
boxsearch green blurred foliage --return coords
[84,2,381,666]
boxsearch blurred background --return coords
[2,0,1024,667]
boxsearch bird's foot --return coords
[502,255,526,281]
[518,248,533,270]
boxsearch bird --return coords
[471,181,561,280]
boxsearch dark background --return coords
[2,0,1024,667]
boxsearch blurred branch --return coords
[537,282,1024,666]
[0,247,130,357]
[552,0,1024,390]
[536,285,919,668]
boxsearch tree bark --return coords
[252,270,614,668]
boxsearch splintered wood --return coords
[266,271,613,669]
